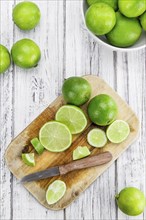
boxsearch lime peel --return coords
[22,153,35,166]
[31,137,44,154]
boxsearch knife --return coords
[21,151,112,183]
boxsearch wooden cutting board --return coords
[5,75,139,210]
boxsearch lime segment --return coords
[22,153,35,166]
[55,105,87,134]
[73,146,91,160]
[46,180,66,205]
[87,128,107,148]
[106,120,130,143]
[31,137,44,155]
[39,121,72,152]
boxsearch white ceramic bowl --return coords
[82,0,146,51]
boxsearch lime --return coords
[0,45,11,74]
[87,128,107,147]
[22,153,35,166]
[106,120,130,143]
[73,146,90,160]
[31,137,44,155]
[62,77,91,106]
[85,3,116,35]
[115,187,146,216]
[87,94,118,126]
[140,12,146,31]
[39,121,72,152]
[119,0,146,18]
[106,12,142,47]
[55,105,87,134]
[13,1,41,30]
[11,39,41,68]
[87,0,118,11]
[46,180,66,205]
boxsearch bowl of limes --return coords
[82,0,146,51]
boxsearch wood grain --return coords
[5,75,139,210]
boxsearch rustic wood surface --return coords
[0,0,146,219]
[4,75,140,211]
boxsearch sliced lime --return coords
[87,128,107,148]
[106,120,130,143]
[55,105,87,134]
[73,146,91,160]
[46,180,66,205]
[22,153,35,166]
[31,137,44,154]
[39,121,72,152]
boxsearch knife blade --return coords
[21,151,112,183]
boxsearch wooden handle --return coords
[59,151,112,175]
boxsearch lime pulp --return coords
[22,153,35,166]
[87,128,107,148]
[73,146,90,160]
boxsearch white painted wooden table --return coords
[0,1,146,220]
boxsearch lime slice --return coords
[73,146,90,160]
[22,153,35,166]
[87,128,107,148]
[106,120,130,143]
[46,180,66,205]
[31,137,44,154]
[39,121,72,152]
[55,105,87,134]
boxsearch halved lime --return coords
[106,120,130,143]
[55,105,87,134]
[73,146,91,160]
[39,121,72,152]
[31,137,44,155]
[22,153,35,166]
[46,180,66,205]
[87,128,107,148]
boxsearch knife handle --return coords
[59,151,112,175]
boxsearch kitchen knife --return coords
[21,151,112,183]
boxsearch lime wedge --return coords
[87,128,107,148]
[39,121,72,152]
[31,137,44,154]
[106,120,130,143]
[22,153,35,166]
[46,180,66,205]
[73,146,90,160]
[55,105,87,134]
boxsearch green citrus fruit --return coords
[85,3,116,35]
[11,39,41,68]
[22,153,35,166]
[62,77,91,106]
[0,45,11,74]
[140,12,146,31]
[87,0,118,11]
[115,187,146,216]
[31,137,44,155]
[12,1,41,30]
[87,94,118,126]
[118,0,146,18]
[87,128,107,147]
[73,146,90,160]
[106,12,142,47]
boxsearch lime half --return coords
[87,128,107,148]
[46,180,66,205]
[31,137,44,155]
[22,153,35,166]
[73,146,91,160]
[39,121,72,152]
[106,120,130,143]
[55,105,87,134]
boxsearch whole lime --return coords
[12,1,41,30]
[118,0,146,18]
[87,94,118,126]
[87,0,118,11]
[0,45,11,74]
[140,12,146,31]
[106,12,142,47]
[116,187,146,216]
[85,3,116,35]
[62,77,91,106]
[11,39,41,68]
